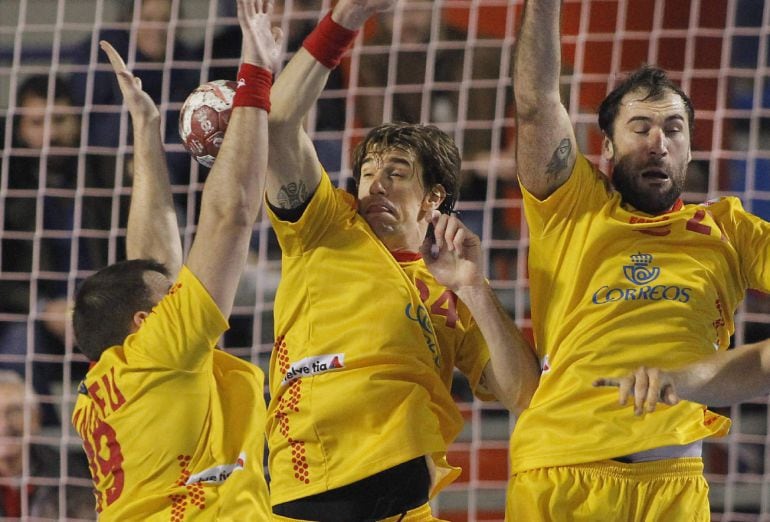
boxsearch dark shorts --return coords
[272,456,430,522]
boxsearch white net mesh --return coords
[0,0,769,520]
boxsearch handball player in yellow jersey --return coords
[70,2,280,519]
[509,0,770,520]
[264,0,540,520]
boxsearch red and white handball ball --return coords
[179,80,237,168]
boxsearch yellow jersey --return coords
[71,266,270,521]
[266,172,491,505]
[512,153,770,473]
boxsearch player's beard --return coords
[611,155,687,215]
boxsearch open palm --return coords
[100,40,158,123]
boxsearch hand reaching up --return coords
[100,40,158,124]
[332,0,397,30]
[238,0,283,72]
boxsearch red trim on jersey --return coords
[391,251,422,262]
[663,198,684,213]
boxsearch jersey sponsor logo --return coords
[592,253,692,305]
[623,253,660,285]
[281,354,344,385]
[630,216,672,236]
[405,303,441,368]
[186,452,246,485]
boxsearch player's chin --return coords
[363,211,392,225]
[363,215,397,236]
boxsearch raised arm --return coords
[594,339,770,413]
[422,212,541,415]
[101,41,183,276]
[185,0,280,317]
[513,0,577,199]
[266,0,393,211]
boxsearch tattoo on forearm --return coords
[545,138,572,177]
[276,182,308,209]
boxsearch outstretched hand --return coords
[420,210,485,292]
[593,366,680,416]
[238,0,283,72]
[100,40,158,123]
[333,0,396,30]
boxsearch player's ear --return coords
[132,310,149,331]
[423,184,446,211]
[602,134,614,161]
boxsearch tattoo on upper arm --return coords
[545,138,572,178]
[276,182,309,209]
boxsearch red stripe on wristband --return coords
[302,11,359,69]
[233,63,272,112]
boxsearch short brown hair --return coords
[73,259,169,361]
[351,122,461,214]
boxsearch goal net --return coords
[1,0,768,520]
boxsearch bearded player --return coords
[70,1,280,519]
[509,0,770,520]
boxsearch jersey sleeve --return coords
[127,265,229,371]
[266,170,357,256]
[520,153,613,238]
[710,197,770,293]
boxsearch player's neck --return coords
[622,197,684,216]
[378,227,424,254]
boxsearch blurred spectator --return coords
[1,74,87,427]
[70,0,201,188]
[354,0,504,158]
[0,371,94,519]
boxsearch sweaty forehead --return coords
[619,89,688,119]
[362,146,417,165]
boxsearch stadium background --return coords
[0,0,769,519]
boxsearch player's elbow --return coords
[509,381,538,416]
[513,92,563,125]
[496,393,529,417]
[268,105,304,133]
[202,188,257,231]
[489,371,539,416]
